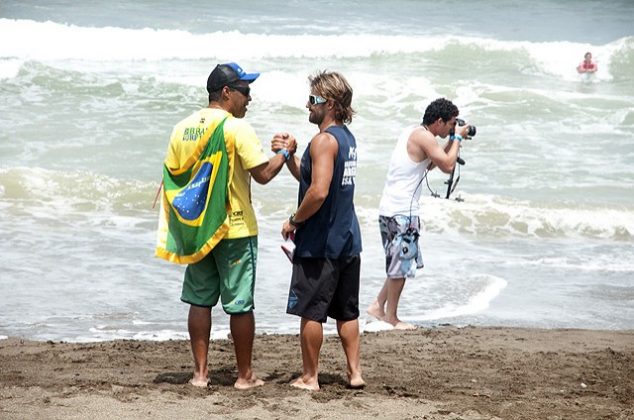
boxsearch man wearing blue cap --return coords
[158,62,296,389]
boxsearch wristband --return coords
[276,148,290,161]
[289,213,303,227]
[450,134,463,142]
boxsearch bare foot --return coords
[383,315,417,330]
[290,376,320,391]
[189,377,210,387]
[347,373,366,389]
[393,321,417,330]
[366,300,385,321]
[234,372,264,390]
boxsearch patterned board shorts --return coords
[379,215,424,279]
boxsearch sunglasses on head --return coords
[308,94,327,105]
[228,84,250,97]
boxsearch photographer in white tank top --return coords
[368,98,473,330]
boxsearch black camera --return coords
[456,118,476,137]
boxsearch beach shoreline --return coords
[1,326,632,419]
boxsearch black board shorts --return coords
[286,255,360,323]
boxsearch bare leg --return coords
[291,318,322,391]
[337,319,365,388]
[230,312,264,390]
[383,278,416,329]
[188,305,211,387]
[367,279,388,321]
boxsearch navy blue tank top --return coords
[294,125,362,258]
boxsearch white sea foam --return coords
[508,253,634,273]
[2,167,631,241]
[132,330,190,341]
[0,58,22,79]
[419,193,634,240]
[82,327,188,342]
[523,37,632,81]
[0,19,630,81]
[416,275,508,321]
[363,320,396,332]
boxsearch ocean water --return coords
[1,0,633,342]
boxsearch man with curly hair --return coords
[367,98,472,330]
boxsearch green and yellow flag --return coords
[156,117,233,264]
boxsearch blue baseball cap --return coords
[207,62,260,93]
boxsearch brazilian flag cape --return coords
[155,117,234,264]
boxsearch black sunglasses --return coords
[228,84,250,97]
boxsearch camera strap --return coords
[444,155,464,199]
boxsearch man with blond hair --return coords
[276,71,364,391]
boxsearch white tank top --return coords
[378,125,430,217]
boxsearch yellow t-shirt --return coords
[165,108,268,238]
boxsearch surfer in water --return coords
[577,52,598,74]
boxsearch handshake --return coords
[271,132,298,158]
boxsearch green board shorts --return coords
[181,236,257,314]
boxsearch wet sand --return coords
[1,326,632,419]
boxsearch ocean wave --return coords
[415,275,508,321]
[1,167,632,242]
[354,193,633,241]
[84,327,190,343]
[421,194,634,241]
[1,19,632,81]
[0,167,158,230]
[509,254,634,274]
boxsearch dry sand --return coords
[1,326,632,419]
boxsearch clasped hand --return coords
[271,133,297,155]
